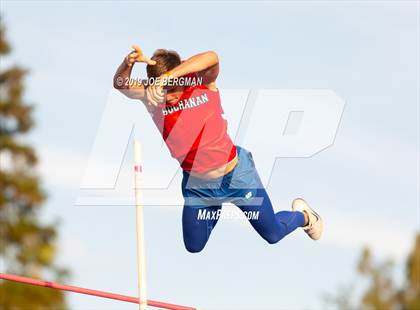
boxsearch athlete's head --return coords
[146,49,181,78]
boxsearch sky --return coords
[1,1,419,309]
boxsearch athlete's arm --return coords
[113,45,156,101]
[168,51,219,89]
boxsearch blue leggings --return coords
[182,188,305,253]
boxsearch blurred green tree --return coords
[326,233,420,310]
[401,234,420,309]
[0,22,68,309]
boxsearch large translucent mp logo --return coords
[76,89,345,207]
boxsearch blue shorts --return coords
[181,146,264,208]
[180,146,305,253]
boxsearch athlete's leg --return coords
[182,204,222,253]
[236,188,305,244]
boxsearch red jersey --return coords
[151,84,236,173]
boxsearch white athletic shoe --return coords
[292,198,323,240]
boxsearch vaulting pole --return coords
[134,140,148,310]
[0,273,196,310]
[0,141,197,310]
